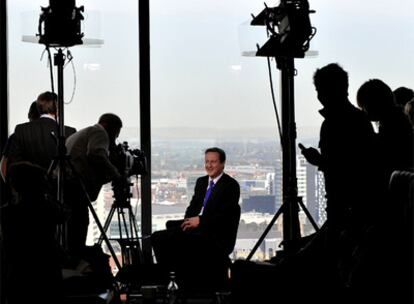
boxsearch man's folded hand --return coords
[181,216,200,231]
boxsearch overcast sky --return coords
[7,0,414,139]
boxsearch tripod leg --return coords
[297,197,319,232]
[66,160,123,271]
[97,206,116,246]
[127,206,144,263]
[246,204,285,261]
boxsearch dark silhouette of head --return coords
[405,99,414,126]
[313,63,349,108]
[36,91,57,115]
[98,113,123,143]
[357,79,395,122]
[28,101,40,121]
[7,161,48,198]
[393,86,414,108]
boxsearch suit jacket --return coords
[184,173,241,255]
[66,124,120,201]
[7,117,76,170]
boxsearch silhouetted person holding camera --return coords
[1,162,64,304]
[65,113,122,266]
[151,147,240,292]
[298,64,377,303]
[300,63,376,238]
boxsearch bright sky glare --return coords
[7,0,414,139]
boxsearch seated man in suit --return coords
[151,147,241,291]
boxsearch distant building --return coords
[186,172,201,199]
[274,158,283,208]
[242,195,278,214]
[316,171,327,225]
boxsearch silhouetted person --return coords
[1,162,63,304]
[357,79,414,189]
[151,147,240,292]
[28,100,40,121]
[298,64,377,303]
[300,63,376,236]
[352,79,414,303]
[1,100,43,182]
[65,113,122,266]
[5,91,76,174]
[393,86,414,109]
[404,98,414,126]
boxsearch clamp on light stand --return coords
[247,0,317,258]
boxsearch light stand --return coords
[246,56,319,260]
[247,0,317,259]
[279,56,301,246]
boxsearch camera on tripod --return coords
[38,0,84,47]
[111,141,148,178]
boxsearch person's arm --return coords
[87,128,120,182]
[299,143,323,168]
[181,177,205,230]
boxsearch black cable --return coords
[264,24,283,149]
[266,56,283,148]
[64,49,76,105]
[45,46,55,93]
[264,25,283,149]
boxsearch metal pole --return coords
[54,49,68,246]
[0,0,8,187]
[280,56,301,253]
[0,1,8,304]
[138,0,152,264]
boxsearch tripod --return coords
[97,175,144,268]
[246,56,319,260]
[47,48,122,271]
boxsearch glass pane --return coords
[8,0,140,270]
[151,0,414,262]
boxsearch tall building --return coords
[316,171,327,225]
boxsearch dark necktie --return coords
[203,180,215,208]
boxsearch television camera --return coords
[110,141,147,208]
[111,141,148,178]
